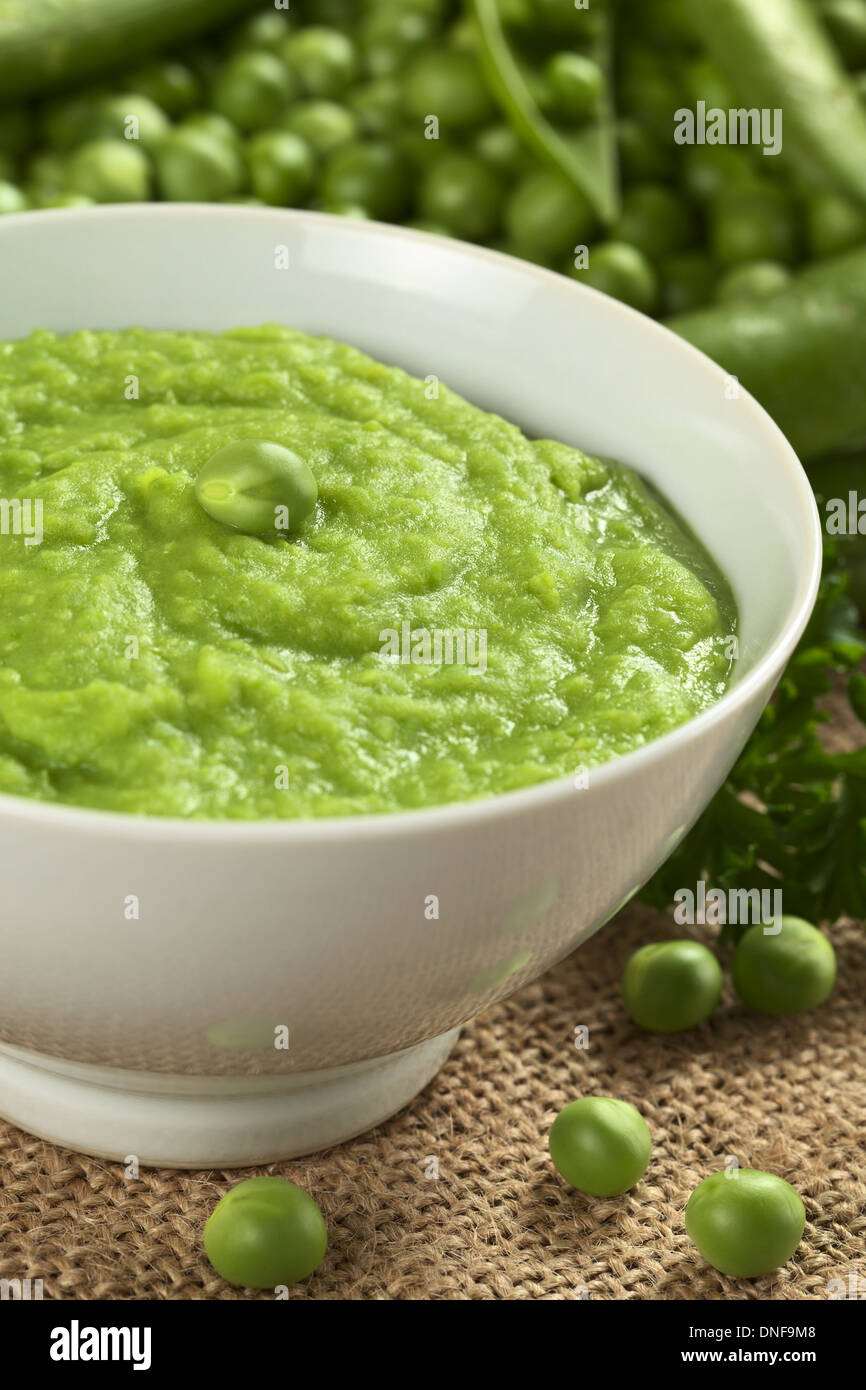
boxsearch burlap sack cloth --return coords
[2,695,864,1300]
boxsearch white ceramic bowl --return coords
[0,207,820,1166]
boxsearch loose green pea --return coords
[321,140,406,220]
[86,93,170,151]
[732,917,836,1016]
[211,51,297,132]
[281,100,357,154]
[570,240,658,315]
[549,1097,651,1197]
[473,123,528,175]
[126,60,201,117]
[360,6,432,78]
[227,11,293,55]
[614,181,695,261]
[711,183,799,266]
[67,140,150,203]
[622,940,722,1033]
[403,48,494,129]
[418,152,502,241]
[204,1177,327,1288]
[0,181,28,214]
[156,126,245,202]
[686,1170,805,1279]
[195,440,317,537]
[505,168,596,261]
[545,52,604,122]
[716,260,793,303]
[285,27,358,98]
[247,131,314,206]
[349,78,404,136]
[807,190,866,258]
[184,111,243,151]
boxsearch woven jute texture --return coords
[1,904,863,1301]
[1,694,865,1301]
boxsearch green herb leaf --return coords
[642,544,866,933]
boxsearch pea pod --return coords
[0,0,256,101]
[668,247,866,460]
[690,0,866,205]
[469,0,619,223]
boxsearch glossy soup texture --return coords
[0,325,735,818]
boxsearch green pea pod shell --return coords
[668,247,866,461]
[0,0,256,101]
[690,0,866,204]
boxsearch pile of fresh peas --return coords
[1,0,865,321]
[203,915,834,1289]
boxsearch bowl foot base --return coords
[0,1030,461,1169]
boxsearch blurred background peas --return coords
[156,125,245,201]
[659,251,718,316]
[504,168,596,264]
[544,52,604,122]
[86,95,172,151]
[211,50,298,130]
[0,0,863,334]
[283,27,359,98]
[246,130,315,205]
[710,182,800,266]
[570,240,659,315]
[613,182,695,260]
[67,140,151,202]
[125,61,202,118]
[359,6,434,77]
[281,100,358,154]
[321,139,406,220]
[348,77,403,137]
[403,48,495,130]
[419,150,501,239]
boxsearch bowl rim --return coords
[0,204,823,843]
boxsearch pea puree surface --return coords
[0,325,735,819]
